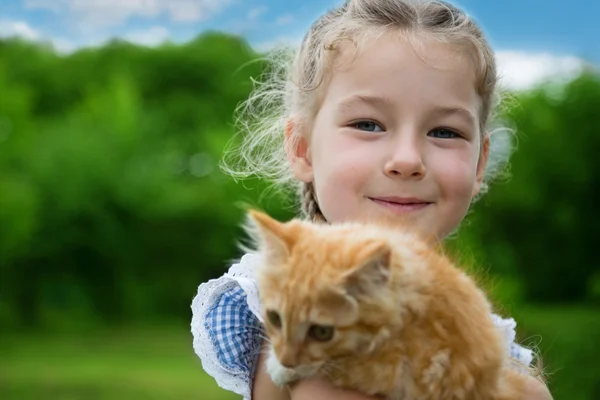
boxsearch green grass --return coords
[0,305,598,400]
[511,305,600,400]
[0,324,239,400]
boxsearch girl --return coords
[191,0,553,399]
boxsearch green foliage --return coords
[0,34,292,329]
[0,34,598,332]
[457,72,600,303]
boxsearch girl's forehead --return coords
[326,32,480,110]
[335,31,476,76]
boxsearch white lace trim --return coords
[491,313,534,367]
[191,252,533,398]
[190,253,263,400]
[491,313,518,351]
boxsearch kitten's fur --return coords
[246,210,532,400]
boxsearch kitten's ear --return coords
[246,210,296,264]
[342,242,391,297]
[322,289,359,326]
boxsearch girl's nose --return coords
[383,136,426,180]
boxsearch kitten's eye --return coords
[266,310,282,329]
[308,325,334,342]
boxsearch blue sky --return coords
[0,0,597,89]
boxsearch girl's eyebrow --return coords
[430,105,477,128]
[336,94,395,113]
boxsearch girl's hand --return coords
[290,377,552,400]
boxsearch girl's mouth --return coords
[369,197,432,212]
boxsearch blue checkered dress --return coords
[205,286,264,375]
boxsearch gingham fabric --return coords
[191,253,534,400]
[205,286,264,373]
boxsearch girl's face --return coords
[288,32,489,240]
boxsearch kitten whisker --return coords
[319,360,348,380]
[239,324,265,333]
[237,324,270,342]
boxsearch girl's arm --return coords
[252,341,290,400]
[524,377,553,400]
[289,377,551,400]
[289,379,382,400]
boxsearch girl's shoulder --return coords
[190,253,264,400]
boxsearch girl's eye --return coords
[266,310,282,329]
[428,128,461,139]
[308,324,335,342]
[352,120,383,132]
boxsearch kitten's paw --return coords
[266,351,298,387]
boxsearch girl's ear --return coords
[472,134,490,198]
[285,118,314,183]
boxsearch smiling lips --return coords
[369,196,432,212]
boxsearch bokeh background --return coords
[0,1,599,399]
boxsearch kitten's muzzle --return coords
[278,350,299,368]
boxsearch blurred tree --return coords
[0,34,597,330]
[462,72,600,303]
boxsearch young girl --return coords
[191,1,552,399]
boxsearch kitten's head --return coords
[246,210,397,374]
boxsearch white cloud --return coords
[0,18,173,54]
[496,51,588,91]
[23,0,233,29]
[49,37,78,54]
[247,6,268,20]
[275,14,294,26]
[0,19,80,54]
[0,20,40,40]
[122,26,171,47]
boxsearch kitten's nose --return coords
[279,350,298,368]
[280,360,296,368]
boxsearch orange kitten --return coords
[246,210,532,400]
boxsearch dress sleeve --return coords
[491,313,534,368]
[191,254,265,400]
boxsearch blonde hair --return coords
[223,0,514,222]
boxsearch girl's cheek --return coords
[329,148,375,185]
[431,151,477,197]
